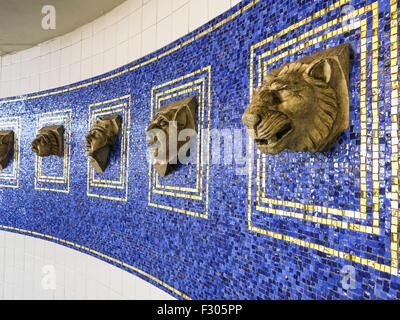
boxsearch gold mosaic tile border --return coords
[34,110,72,193]
[153,82,204,196]
[389,0,399,272]
[89,104,127,187]
[247,0,400,275]
[37,114,70,184]
[86,95,131,202]
[148,66,211,219]
[0,117,21,188]
[255,10,379,234]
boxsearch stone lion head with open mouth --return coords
[242,44,350,154]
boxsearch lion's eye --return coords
[277,88,292,99]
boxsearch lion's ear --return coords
[110,116,121,135]
[306,59,331,83]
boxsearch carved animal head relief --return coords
[146,95,197,177]
[242,43,350,154]
[31,125,64,157]
[86,114,121,174]
[0,130,14,170]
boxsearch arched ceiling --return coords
[0,0,126,55]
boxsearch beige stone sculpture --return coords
[242,43,350,154]
[86,114,121,173]
[0,130,14,170]
[146,95,197,177]
[31,125,64,157]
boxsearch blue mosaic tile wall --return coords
[0,0,399,299]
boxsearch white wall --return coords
[0,0,242,299]
[0,230,176,299]
[0,0,242,98]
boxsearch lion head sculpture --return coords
[242,44,350,154]
[31,125,64,157]
[146,95,197,177]
[0,130,14,170]
[85,114,121,173]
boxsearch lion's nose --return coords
[242,113,261,129]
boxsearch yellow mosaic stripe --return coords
[252,0,350,51]
[249,224,393,274]
[255,205,373,234]
[370,7,380,229]
[150,66,211,116]
[259,5,373,63]
[359,18,368,217]
[390,0,399,270]
[204,67,212,221]
[250,0,352,94]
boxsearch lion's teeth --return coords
[264,120,287,140]
[257,111,289,140]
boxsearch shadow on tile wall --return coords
[0,0,399,299]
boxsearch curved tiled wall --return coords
[0,0,400,300]
[0,0,242,300]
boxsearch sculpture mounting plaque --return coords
[0,130,14,170]
[242,43,350,154]
[146,95,197,177]
[86,114,122,174]
[31,125,64,157]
